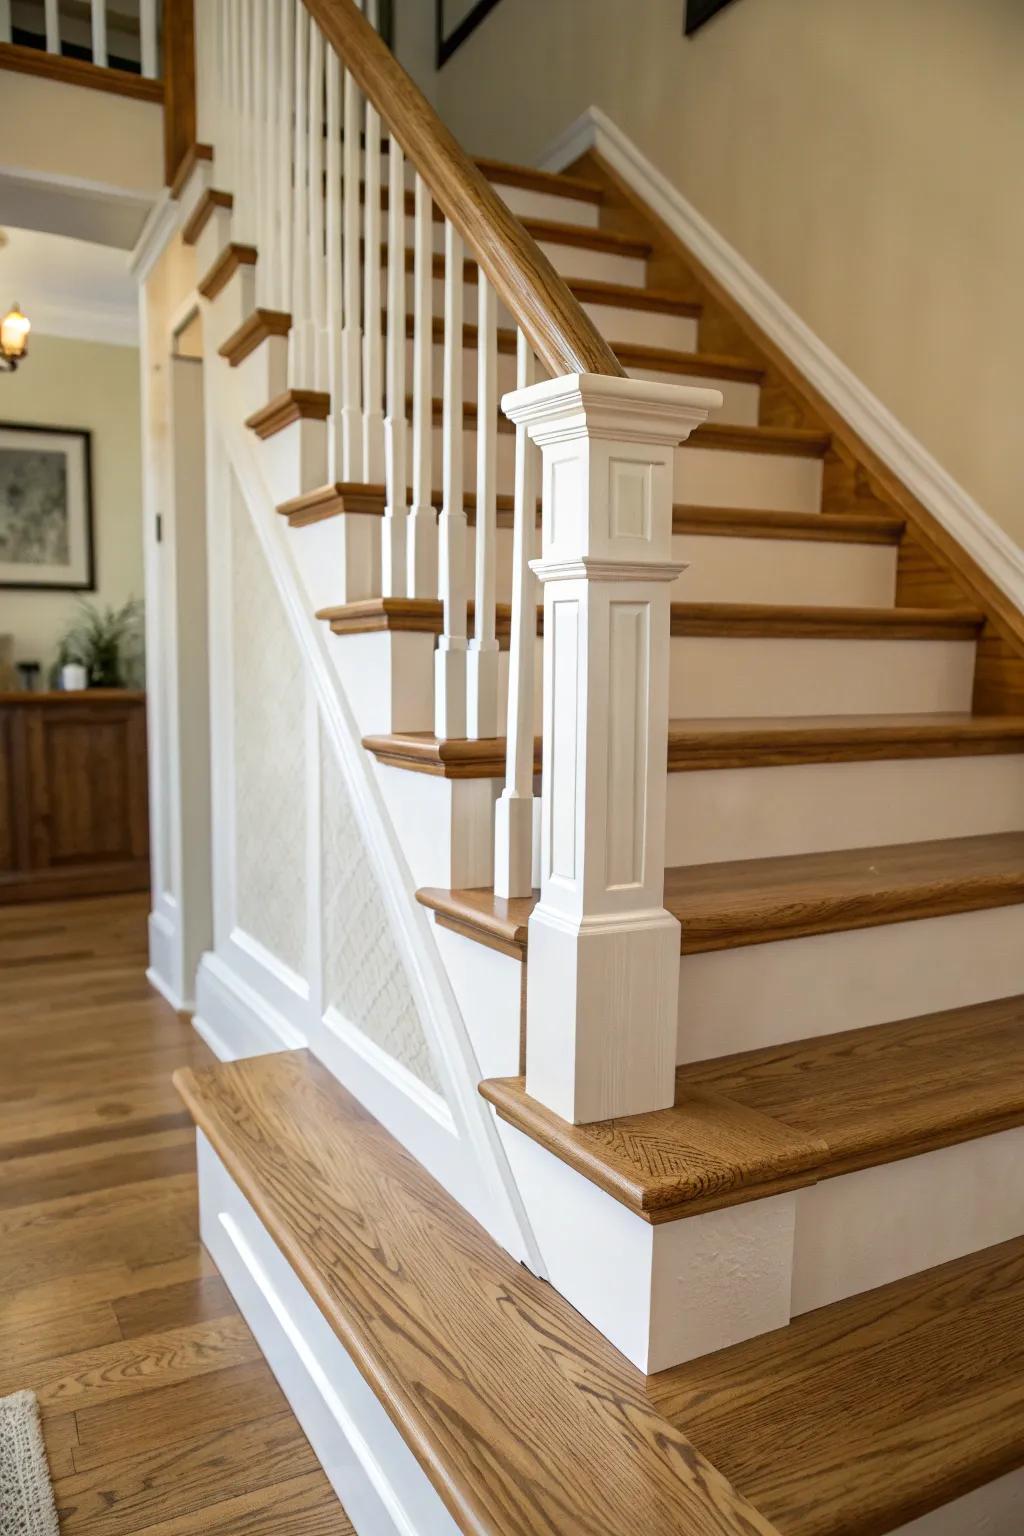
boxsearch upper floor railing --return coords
[0,0,160,78]
[194,0,720,1130]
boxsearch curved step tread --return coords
[174,1052,777,1536]
[419,830,1024,958]
[649,1234,1024,1536]
[481,994,1024,1222]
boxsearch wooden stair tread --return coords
[476,156,605,203]
[518,216,652,258]
[563,278,702,317]
[648,1236,1024,1536]
[173,1052,776,1536]
[366,714,1024,778]
[674,505,905,542]
[419,831,1024,958]
[481,994,1024,1221]
[322,596,984,642]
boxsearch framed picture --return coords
[436,0,503,67]
[0,422,95,591]
[685,0,739,35]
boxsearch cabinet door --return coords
[25,704,149,870]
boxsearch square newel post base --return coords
[503,371,722,1127]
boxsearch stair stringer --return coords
[196,345,544,1273]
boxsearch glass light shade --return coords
[0,304,30,361]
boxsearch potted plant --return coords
[56,598,143,689]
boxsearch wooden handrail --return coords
[301,0,625,380]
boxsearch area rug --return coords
[0,1392,59,1536]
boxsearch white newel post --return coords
[502,373,720,1125]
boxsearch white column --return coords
[503,373,720,1125]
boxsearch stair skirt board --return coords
[665,753,1024,867]
[677,904,1024,1061]
[197,1134,460,1536]
[496,1110,1024,1375]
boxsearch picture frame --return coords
[685,0,739,36]
[0,422,95,592]
[436,0,504,68]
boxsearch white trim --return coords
[322,1004,457,1135]
[130,189,180,282]
[193,948,308,1060]
[22,298,139,347]
[539,106,1024,617]
[145,964,191,1015]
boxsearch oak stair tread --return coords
[418,830,1024,958]
[476,156,606,203]
[365,714,1024,777]
[173,1051,777,1536]
[318,596,984,642]
[480,993,1024,1221]
[648,1235,1024,1536]
[518,216,652,258]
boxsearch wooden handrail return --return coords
[302,0,623,381]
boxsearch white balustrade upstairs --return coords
[194,0,721,1123]
[0,0,160,76]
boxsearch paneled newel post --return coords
[502,373,721,1125]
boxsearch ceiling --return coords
[0,225,138,347]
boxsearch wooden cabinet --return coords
[0,691,149,904]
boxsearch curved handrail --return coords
[301,0,626,380]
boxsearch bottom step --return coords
[649,1236,1024,1536]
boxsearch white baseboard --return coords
[539,106,1024,618]
[193,949,308,1062]
[145,964,191,1016]
[198,1134,460,1536]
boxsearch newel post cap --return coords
[501,372,722,447]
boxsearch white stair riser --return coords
[676,904,1024,1061]
[791,1124,1024,1314]
[257,418,327,503]
[675,532,897,606]
[666,753,1024,866]
[203,264,256,354]
[411,339,759,427]
[538,238,646,287]
[583,301,700,352]
[194,204,233,281]
[675,444,823,512]
[668,635,976,718]
[491,183,601,229]
[631,369,760,426]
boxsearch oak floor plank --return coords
[53,1411,322,1536]
[0,892,351,1535]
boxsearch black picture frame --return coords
[436,0,504,68]
[0,421,96,592]
[685,0,739,36]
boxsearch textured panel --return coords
[321,733,442,1093]
[231,490,308,974]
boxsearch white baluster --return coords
[494,331,539,897]
[362,96,385,483]
[308,22,327,389]
[382,137,408,597]
[0,0,11,46]
[340,63,363,479]
[140,0,157,77]
[434,220,468,739]
[289,3,310,384]
[262,0,278,306]
[407,174,437,596]
[252,0,266,304]
[325,46,344,480]
[90,0,107,68]
[466,272,500,737]
[237,0,251,241]
[278,0,295,316]
[43,0,59,54]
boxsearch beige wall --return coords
[406,0,1024,549]
[0,335,143,671]
[0,72,163,196]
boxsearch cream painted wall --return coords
[0,72,163,196]
[0,334,143,670]
[406,0,1024,549]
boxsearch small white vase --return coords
[61,663,88,691]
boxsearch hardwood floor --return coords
[0,893,353,1536]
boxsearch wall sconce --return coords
[0,304,31,372]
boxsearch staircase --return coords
[157,1,1024,1532]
